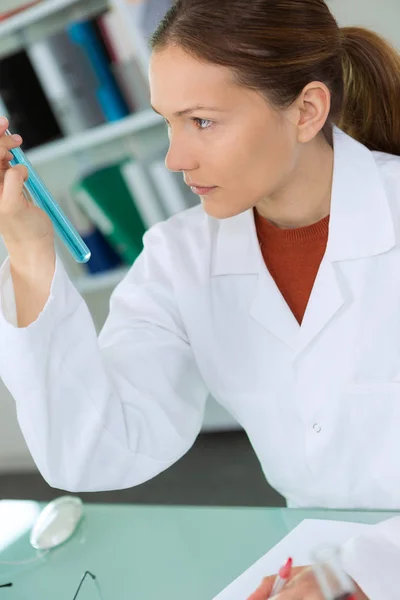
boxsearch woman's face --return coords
[149,45,300,219]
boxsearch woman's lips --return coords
[190,185,217,195]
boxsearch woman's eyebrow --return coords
[151,104,228,117]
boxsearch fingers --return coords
[275,584,321,599]
[0,146,14,164]
[247,568,309,600]
[274,569,323,600]
[1,166,29,213]
[0,116,23,168]
[0,133,22,151]
[247,575,275,600]
[0,116,9,137]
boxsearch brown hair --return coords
[150,0,400,156]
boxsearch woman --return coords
[0,0,399,509]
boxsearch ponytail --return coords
[338,27,400,156]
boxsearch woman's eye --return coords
[192,118,213,130]
[163,117,213,131]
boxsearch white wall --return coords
[327,0,400,48]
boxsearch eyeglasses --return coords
[72,571,104,600]
[1,571,104,599]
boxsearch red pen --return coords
[269,557,293,597]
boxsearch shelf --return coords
[73,266,129,294]
[0,0,109,59]
[26,109,163,167]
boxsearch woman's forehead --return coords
[149,47,254,115]
[150,45,233,87]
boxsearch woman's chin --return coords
[201,195,250,220]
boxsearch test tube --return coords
[5,129,91,264]
[311,546,357,600]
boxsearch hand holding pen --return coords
[247,554,368,599]
[269,557,293,597]
[247,557,294,600]
[260,567,367,600]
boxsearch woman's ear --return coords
[293,81,331,143]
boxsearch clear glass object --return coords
[5,129,91,264]
[311,546,358,600]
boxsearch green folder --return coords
[71,160,146,264]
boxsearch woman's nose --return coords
[165,138,199,173]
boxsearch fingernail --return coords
[12,134,22,142]
[0,116,7,126]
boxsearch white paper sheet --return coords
[213,519,371,600]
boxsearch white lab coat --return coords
[342,516,400,599]
[0,126,400,510]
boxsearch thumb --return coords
[1,165,28,212]
[247,567,307,600]
[247,576,275,600]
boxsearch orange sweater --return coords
[254,209,330,324]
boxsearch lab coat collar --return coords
[211,209,261,276]
[211,126,396,277]
[326,126,396,261]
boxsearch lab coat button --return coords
[313,423,321,433]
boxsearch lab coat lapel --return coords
[297,127,396,352]
[297,258,344,352]
[249,267,300,349]
[325,127,396,263]
[211,210,300,350]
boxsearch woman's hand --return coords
[0,116,56,326]
[0,117,54,262]
[247,565,369,600]
[248,566,306,600]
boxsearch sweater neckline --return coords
[254,208,330,244]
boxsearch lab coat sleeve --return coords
[0,225,209,492]
[342,516,400,600]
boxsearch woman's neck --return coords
[255,136,334,229]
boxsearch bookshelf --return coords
[110,0,151,80]
[0,0,109,58]
[0,0,240,443]
[27,109,163,167]
[0,0,165,295]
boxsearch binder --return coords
[64,193,122,274]
[97,9,150,112]
[72,161,146,265]
[26,31,106,136]
[121,159,167,228]
[67,20,130,123]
